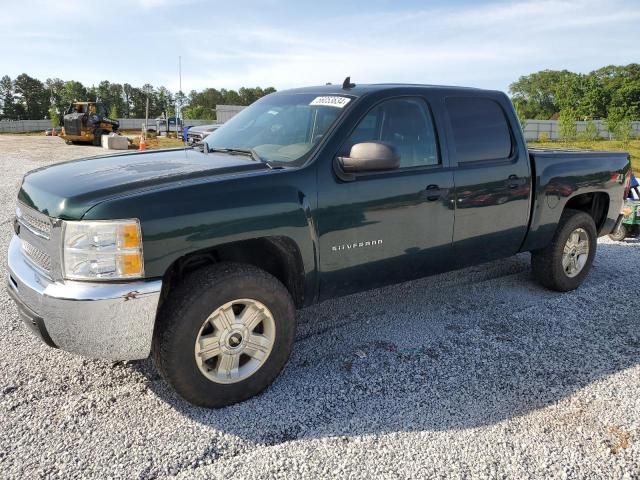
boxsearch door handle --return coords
[507,175,527,189]
[424,184,443,201]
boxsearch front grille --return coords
[17,207,51,239]
[22,240,52,273]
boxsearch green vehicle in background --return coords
[610,174,639,241]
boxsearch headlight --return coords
[62,219,144,280]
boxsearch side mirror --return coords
[337,142,400,174]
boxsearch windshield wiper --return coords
[208,147,275,168]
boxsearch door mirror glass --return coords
[338,142,400,173]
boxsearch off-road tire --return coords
[608,223,627,242]
[152,263,296,408]
[531,209,597,292]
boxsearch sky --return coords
[1,0,638,94]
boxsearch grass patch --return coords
[528,139,640,172]
[152,136,186,149]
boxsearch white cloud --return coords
[173,0,638,92]
[1,0,638,93]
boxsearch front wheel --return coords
[152,263,296,408]
[531,209,597,292]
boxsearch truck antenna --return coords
[342,76,355,89]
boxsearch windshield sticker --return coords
[309,96,351,108]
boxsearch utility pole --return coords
[145,96,149,133]
[176,55,183,140]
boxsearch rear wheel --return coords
[153,263,296,408]
[531,209,597,291]
[608,223,627,242]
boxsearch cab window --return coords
[344,98,439,168]
[445,97,513,163]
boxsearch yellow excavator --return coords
[59,102,120,146]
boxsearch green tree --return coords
[122,83,134,117]
[189,88,223,111]
[618,117,633,144]
[109,104,118,119]
[45,77,65,111]
[510,63,640,121]
[513,100,528,131]
[220,89,241,105]
[580,120,600,141]
[558,108,577,143]
[0,75,17,119]
[156,86,173,118]
[128,86,147,117]
[555,72,584,112]
[48,105,59,128]
[604,106,632,141]
[509,70,573,119]
[96,80,126,117]
[14,73,49,119]
[182,105,215,120]
[141,83,158,117]
[579,75,607,119]
[1,71,280,120]
[61,80,87,106]
[86,84,97,102]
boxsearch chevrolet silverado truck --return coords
[7,82,632,408]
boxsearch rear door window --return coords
[445,97,513,163]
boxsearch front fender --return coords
[82,168,319,301]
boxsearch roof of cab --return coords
[275,83,501,98]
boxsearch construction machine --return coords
[59,102,120,146]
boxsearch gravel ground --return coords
[0,135,639,479]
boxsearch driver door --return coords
[316,96,455,300]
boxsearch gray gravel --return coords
[0,135,639,479]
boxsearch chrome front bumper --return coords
[7,236,162,360]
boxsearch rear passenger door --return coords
[444,96,531,264]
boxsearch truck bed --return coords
[522,148,631,251]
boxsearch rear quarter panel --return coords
[521,149,631,251]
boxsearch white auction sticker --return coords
[309,96,351,108]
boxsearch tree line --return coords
[1,64,638,127]
[510,64,639,121]
[510,64,639,141]
[0,73,276,121]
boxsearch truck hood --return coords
[18,148,269,219]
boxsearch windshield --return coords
[204,93,352,164]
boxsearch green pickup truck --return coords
[8,82,632,407]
